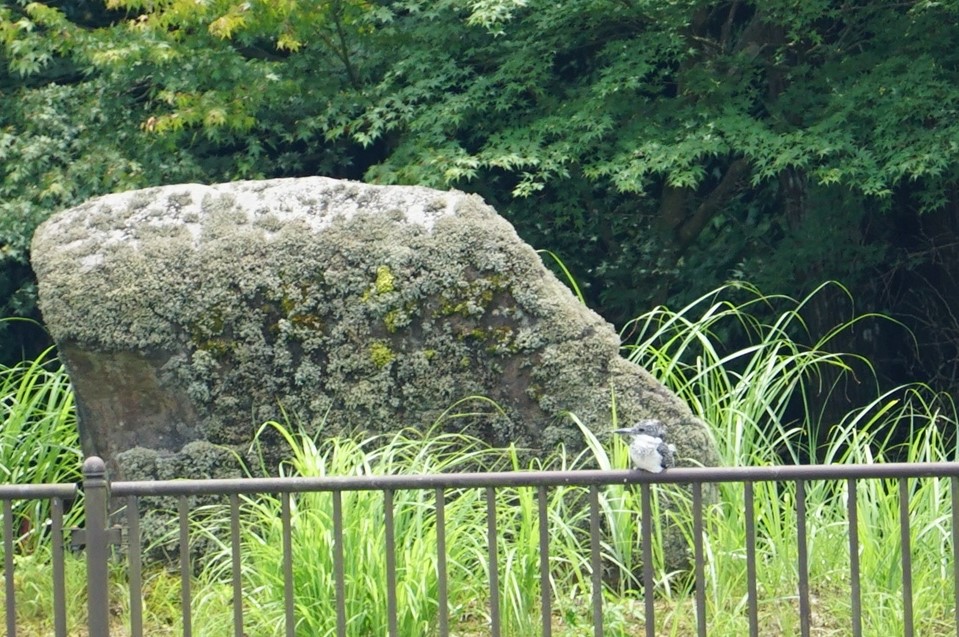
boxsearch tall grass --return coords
[621,282,959,634]
[0,342,81,546]
[0,345,80,484]
[189,423,648,636]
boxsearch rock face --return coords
[32,177,718,481]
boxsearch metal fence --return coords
[2,459,959,636]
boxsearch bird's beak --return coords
[611,428,631,434]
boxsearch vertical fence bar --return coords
[640,483,655,637]
[486,486,501,637]
[952,477,959,637]
[281,492,295,637]
[538,485,551,637]
[332,490,346,637]
[435,488,449,637]
[847,479,862,637]
[796,479,810,637]
[127,495,143,637]
[51,497,66,637]
[384,489,398,637]
[744,481,758,637]
[588,486,603,637]
[3,499,14,637]
[229,494,243,637]
[692,483,706,637]
[899,478,914,637]
[178,496,192,637]
[84,457,111,637]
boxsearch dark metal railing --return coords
[0,483,75,637]
[1,460,959,636]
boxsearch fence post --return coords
[83,457,111,637]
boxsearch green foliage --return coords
[4,0,959,384]
[0,339,82,547]
[0,10,953,221]
[0,79,144,336]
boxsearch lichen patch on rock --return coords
[31,176,719,485]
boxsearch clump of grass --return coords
[0,337,85,633]
[0,342,81,547]
[618,281,959,634]
[190,422,635,636]
[0,344,80,483]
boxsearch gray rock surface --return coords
[32,177,718,482]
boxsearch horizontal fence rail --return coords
[0,460,958,636]
[105,462,959,494]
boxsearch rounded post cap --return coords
[82,456,107,477]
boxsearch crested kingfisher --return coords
[613,419,676,473]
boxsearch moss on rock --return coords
[32,177,719,486]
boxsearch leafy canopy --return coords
[3,1,959,393]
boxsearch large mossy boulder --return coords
[32,177,718,480]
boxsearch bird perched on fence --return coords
[613,419,677,473]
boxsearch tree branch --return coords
[332,2,360,88]
[720,0,741,52]
[676,158,750,250]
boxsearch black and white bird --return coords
[613,419,677,473]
